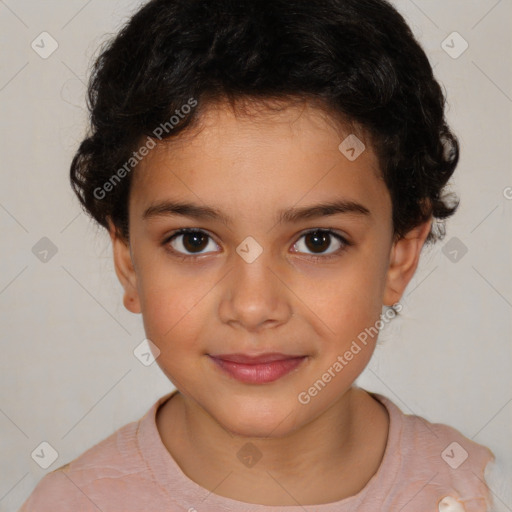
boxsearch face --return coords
[110,100,430,438]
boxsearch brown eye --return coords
[166,229,218,255]
[292,229,348,257]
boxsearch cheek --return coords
[138,273,209,391]
[295,255,386,343]
[136,263,210,352]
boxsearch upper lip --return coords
[209,353,306,364]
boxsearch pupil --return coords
[306,231,330,253]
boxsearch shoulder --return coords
[17,400,167,512]
[373,393,496,512]
[17,469,95,512]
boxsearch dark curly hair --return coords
[70,0,459,245]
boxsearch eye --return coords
[163,227,351,261]
[291,229,350,259]
[164,228,219,257]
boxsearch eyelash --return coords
[162,228,352,262]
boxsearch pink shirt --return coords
[18,390,495,511]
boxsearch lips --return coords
[208,353,308,384]
[209,353,304,364]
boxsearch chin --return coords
[213,402,302,439]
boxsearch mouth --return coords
[207,353,308,384]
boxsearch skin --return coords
[108,99,432,506]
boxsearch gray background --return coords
[0,0,511,510]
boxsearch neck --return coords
[156,386,389,506]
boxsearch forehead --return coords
[129,100,389,223]
[136,99,377,167]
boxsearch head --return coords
[70,0,459,437]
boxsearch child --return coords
[19,0,502,510]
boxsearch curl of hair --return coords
[70,0,459,244]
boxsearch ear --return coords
[107,219,141,314]
[383,217,432,306]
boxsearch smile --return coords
[208,354,308,384]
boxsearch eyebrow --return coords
[142,199,371,224]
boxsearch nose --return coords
[218,249,293,332]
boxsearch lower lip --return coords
[208,356,307,384]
